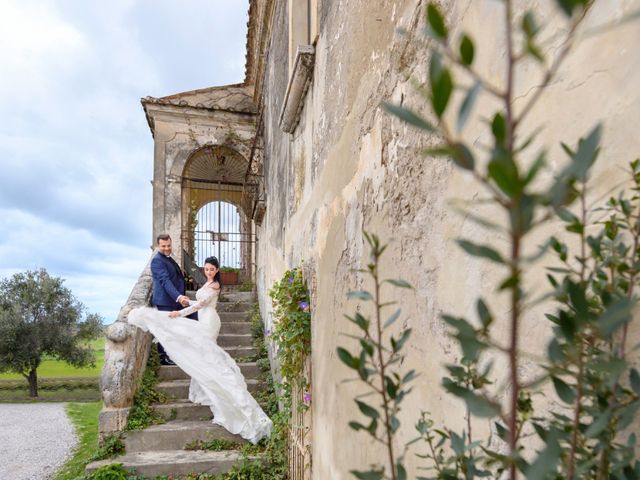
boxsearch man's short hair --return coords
[156,234,171,244]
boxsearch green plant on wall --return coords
[268,267,312,402]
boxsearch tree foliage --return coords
[0,269,103,396]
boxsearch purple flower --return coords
[303,391,312,403]
[265,328,272,337]
[287,277,294,283]
[298,301,310,312]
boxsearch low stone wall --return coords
[98,254,154,439]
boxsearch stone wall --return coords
[256,0,640,477]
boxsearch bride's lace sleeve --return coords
[179,287,218,317]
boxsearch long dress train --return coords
[128,285,272,444]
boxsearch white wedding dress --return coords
[128,285,272,444]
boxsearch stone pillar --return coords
[98,255,154,439]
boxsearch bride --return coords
[128,256,272,444]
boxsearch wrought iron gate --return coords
[191,199,254,269]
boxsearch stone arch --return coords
[179,144,254,282]
[169,134,253,181]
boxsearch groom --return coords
[150,233,196,365]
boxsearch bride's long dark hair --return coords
[204,256,223,289]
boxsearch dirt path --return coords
[0,403,77,480]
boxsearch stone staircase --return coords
[87,291,263,479]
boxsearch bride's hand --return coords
[168,311,180,318]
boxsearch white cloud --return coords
[0,0,249,323]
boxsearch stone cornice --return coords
[279,45,315,134]
[142,98,256,137]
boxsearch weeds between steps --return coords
[126,348,167,431]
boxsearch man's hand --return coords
[178,295,190,307]
[169,311,180,318]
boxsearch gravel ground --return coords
[0,403,78,480]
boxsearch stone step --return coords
[224,345,258,359]
[123,420,245,452]
[153,400,213,421]
[86,450,258,477]
[218,311,252,323]
[157,379,262,399]
[217,301,252,313]
[218,333,254,347]
[219,321,252,335]
[219,291,255,303]
[158,363,261,382]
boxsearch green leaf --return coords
[526,40,545,63]
[351,470,384,480]
[547,338,565,363]
[337,347,359,369]
[450,431,465,455]
[567,281,589,319]
[491,113,507,146]
[630,368,640,394]
[391,328,412,352]
[599,297,632,338]
[356,400,380,419]
[382,102,436,132]
[476,298,493,329]
[384,309,402,328]
[426,4,448,39]
[495,422,509,441]
[567,124,603,182]
[457,82,481,133]
[555,0,589,17]
[431,66,453,118]
[459,34,475,65]
[451,142,475,170]
[524,151,546,186]
[457,239,504,263]
[386,376,399,399]
[347,291,373,301]
[522,11,539,38]
[403,369,418,383]
[349,421,366,431]
[585,411,612,438]
[360,339,374,357]
[511,193,536,235]
[442,378,500,417]
[385,278,413,289]
[525,429,561,480]
[557,207,579,224]
[552,376,575,404]
[488,147,520,197]
[396,462,407,480]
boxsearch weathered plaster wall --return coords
[257,0,640,477]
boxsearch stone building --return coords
[99,0,640,478]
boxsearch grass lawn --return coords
[0,337,105,380]
[0,388,101,403]
[53,401,102,480]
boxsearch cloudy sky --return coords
[0,0,249,322]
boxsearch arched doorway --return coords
[193,200,242,267]
[181,145,254,286]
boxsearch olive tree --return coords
[0,269,103,397]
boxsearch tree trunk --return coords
[27,368,38,397]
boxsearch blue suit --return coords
[150,252,186,310]
[150,252,196,363]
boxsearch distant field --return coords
[0,337,105,380]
